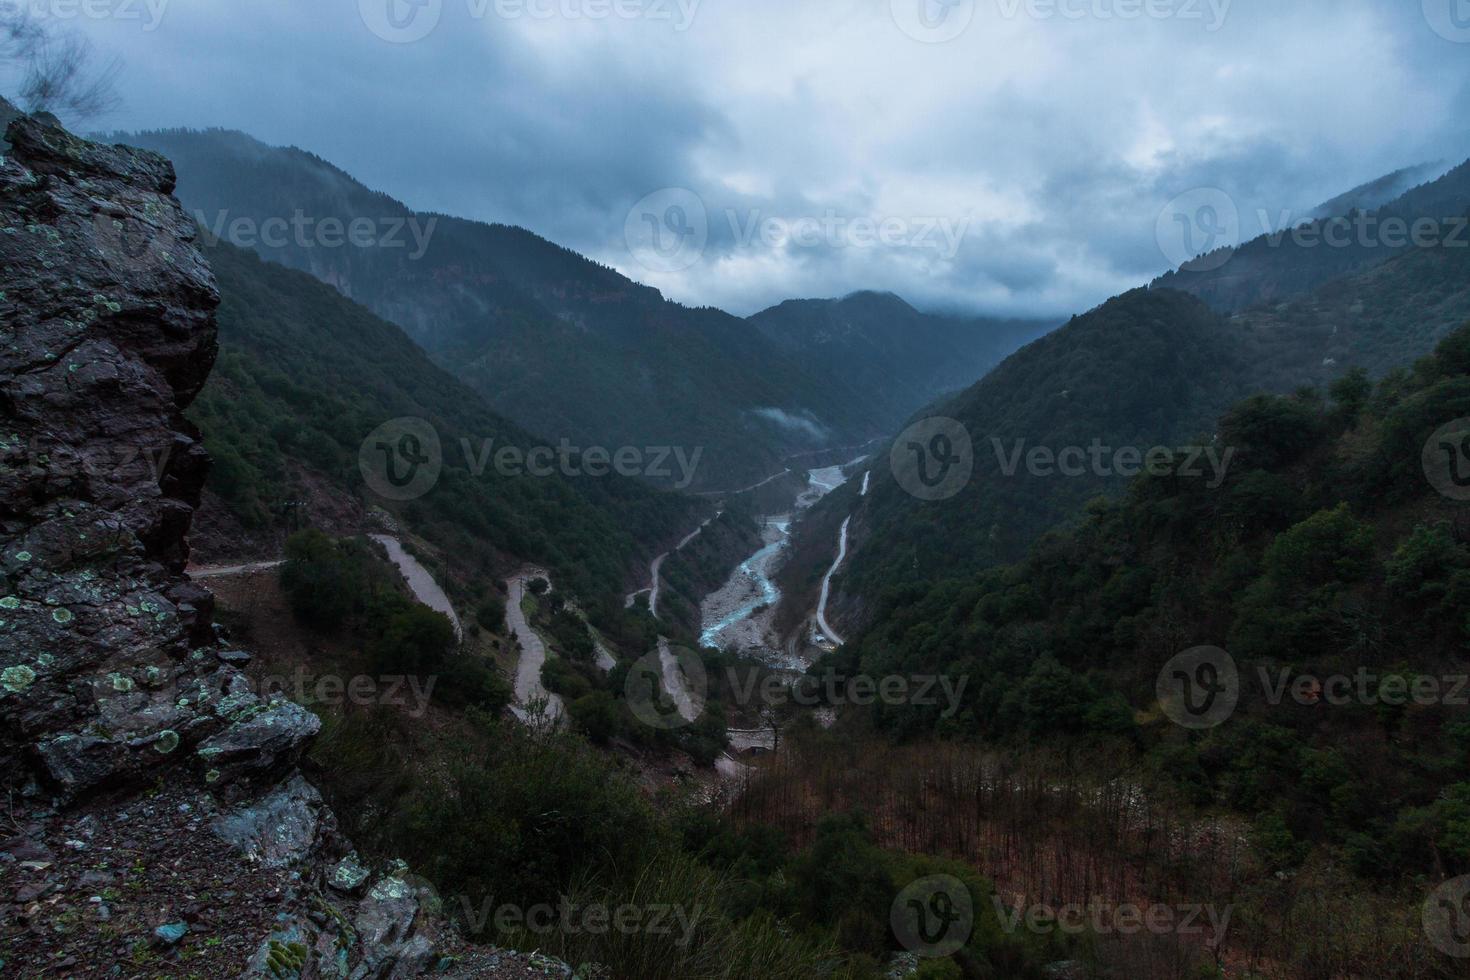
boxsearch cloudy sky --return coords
[16,0,1470,318]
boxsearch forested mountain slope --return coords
[832,320,1470,928]
[195,243,704,602]
[748,291,1053,426]
[1153,157,1470,312]
[117,129,1042,490]
[1309,160,1450,219]
[839,287,1249,597]
[823,235,1470,623]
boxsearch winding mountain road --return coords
[506,571,564,725]
[695,469,792,498]
[815,516,851,646]
[657,637,703,724]
[369,534,463,642]
[625,513,718,620]
[726,727,777,752]
[189,534,463,644]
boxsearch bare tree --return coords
[1,4,120,124]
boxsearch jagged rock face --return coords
[0,113,316,799]
[0,113,582,978]
[0,97,17,151]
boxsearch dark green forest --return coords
[121,128,1038,491]
[833,324,1470,887]
[840,234,1470,601]
[191,243,705,604]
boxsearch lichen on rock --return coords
[0,110,459,976]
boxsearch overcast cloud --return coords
[11,0,1470,317]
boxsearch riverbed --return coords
[696,464,855,668]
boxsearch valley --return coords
[698,462,862,669]
[5,10,1470,974]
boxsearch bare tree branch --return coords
[0,3,121,124]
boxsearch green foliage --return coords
[840,288,1251,590]
[314,708,661,910]
[787,813,894,955]
[845,323,1470,885]
[278,531,508,712]
[838,224,1470,617]
[1259,504,1375,590]
[365,600,457,676]
[1329,367,1372,422]
[122,127,1025,491]
[191,242,702,610]
[1219,394,1326,470]
[688,811,1073,978]
[279,529,368,630]
[567,691,619,744]
[500,852,846,980]
[475,596,506,633]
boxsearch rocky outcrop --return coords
[0,95,18,150]
[0,109,590,980]
[1,110,241,791]
[0,111,566,978]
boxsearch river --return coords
[696,463,856,667]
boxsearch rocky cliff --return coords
[0,113,568,978]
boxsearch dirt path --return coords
[190,535,464,644]
[505,572,564,725]
[657,637,702,724]
[187,559,284,579]
[695,468,791,497]
[625,513,718,620]
[646,552,669,619]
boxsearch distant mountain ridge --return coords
[749,291,1054,428]
[196,242,704,603]
[1153,156,1470,313]
[115,128,1050,490]
[1309,160,1450,219]
[810,214,1470,637]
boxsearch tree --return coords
[367,600,456,675]
[475,596,506,633]
[279,530,365,630]
[1328,367,1371,424]
[1259,503,1375,593]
